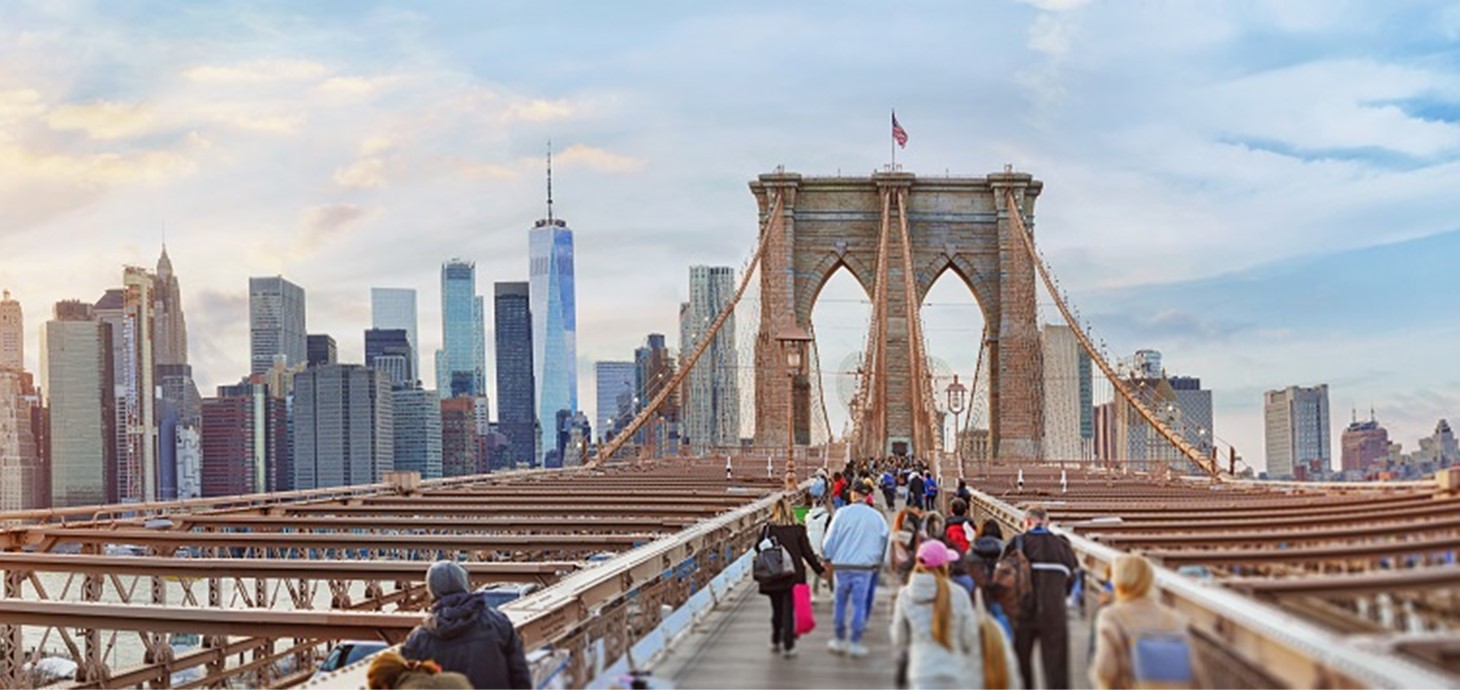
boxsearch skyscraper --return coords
[0,290,23,372]
[1041,324,1093,461]
[153,245,188,367]
[156,363,201,501]
[199,395,255,497]
[0,369,44,511]
[436,260,487,401]
[90,267,162,503]
[307,334,337,368]
[372,288,419,381]
[594,361,636,442]
[634,334,679,453]
[494,282,535,468]
[393,387,442,479]
[250,276,307,376]
[292,364,393,489]
[440,397,481,477]
[365,328,413,387]
[44,301,116,507]
[530,215,577,464]
[1340,411,1388,476]
[1264,384,1331,479]
[680,266,738,453]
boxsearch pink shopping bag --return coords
[793,583,815,635]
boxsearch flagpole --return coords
[891,109,896,171]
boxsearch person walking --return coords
[401,561,532,689]
[1089,555,1203,689]
[908,472,926,511]
[821,479,890,658]
[366,651,472,689]
[832,471,849,509]
[805,496,833,600]
[880,468,899,510]
[1004,506,1079,689]
[759,497,825,657]
[891,541,981,689]
[967,520,1013,639]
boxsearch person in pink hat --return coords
[891,540,985,689]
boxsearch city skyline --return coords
[2,2,1458,467]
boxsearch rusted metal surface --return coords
[0,554,574,582]
[0,459,784,688]
[967,484,1458,688]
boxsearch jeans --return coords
[882,488,896,509]
[768,589,796,650]
[833,569,875,643]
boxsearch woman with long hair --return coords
[891,540,982,689]
[760,496,824,658]
[1090,555,1203,689]
[366,651,472,689]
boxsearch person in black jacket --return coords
[401,560,532,689]
[1003,506,1079,689]
[761,496,825,658]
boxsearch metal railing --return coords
[307,484,800,688]
[966,487,1457,689]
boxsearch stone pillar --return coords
[991,172,1043,461]
[752,173,803,451]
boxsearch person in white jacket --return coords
[804,499,832,599]
[891,540,982,689]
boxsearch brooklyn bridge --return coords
[1,169,1455,689]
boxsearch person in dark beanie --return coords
[401,560,532,689]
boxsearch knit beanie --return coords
[426,561,470,599]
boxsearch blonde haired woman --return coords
[891,540,985,689]
[1089,555,1203,689]
[760,496,824,658]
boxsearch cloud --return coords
[1019,0,1091,11]
[455,160,518,180]
[295,203,374,255]
[319,75,401,97]
[0,89,45,127]
[499,98,576,124]
[555,144,644,173]
[45,100,156,140]
[197,104,306,134]
[333,157,387,188]
[184,59,330,84]
[0,145,198,186]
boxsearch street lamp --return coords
[945,375,967,482]
[777,325,814,490]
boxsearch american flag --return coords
[892,111,908,148]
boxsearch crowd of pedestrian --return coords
[765,456,1203,690]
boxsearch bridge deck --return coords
[657,572,1092,689]
[654,502,1090,689]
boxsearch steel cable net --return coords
[1010,189,1247,479]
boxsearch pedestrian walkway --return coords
[654,575,896,689]
[648,501,1093,690]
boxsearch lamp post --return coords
[945,375,967,482]
[777,325,814,490]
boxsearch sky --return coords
[2,0,1457,470]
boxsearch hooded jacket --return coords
[891,570,982,687]
[401,591,532,689]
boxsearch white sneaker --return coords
[848,643,869,658]
[782,647,799,659]
[827,638,848,655]
[769,641,781,653]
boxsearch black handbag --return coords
[752,525,796,583]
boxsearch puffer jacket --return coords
[805,505,831,557]
[401,591,532,689]
[891,570,982,688]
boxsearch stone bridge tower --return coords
[751,169,1043,461]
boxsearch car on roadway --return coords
[310,640,389,681]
